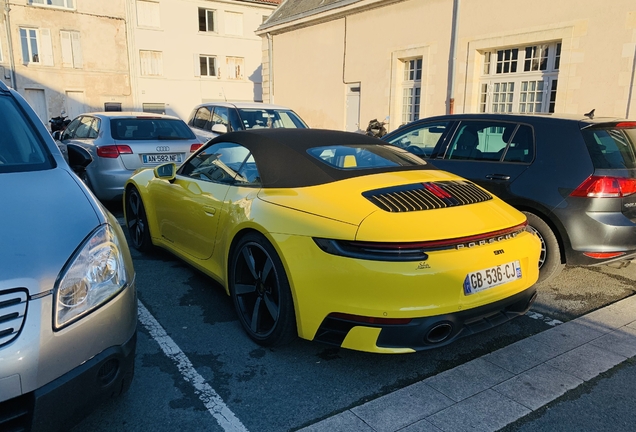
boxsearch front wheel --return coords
[125,187,153,252]
[523,211,564,285]
[229,233,297,346]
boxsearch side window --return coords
[445,121,517,161]
[62,117,81,140]
[211,107,230,128]
[74,117,94,139]
[88,118,100,139]
[235,153,261,186]
[179,142,256,185]
[192,107,212,130]
[385,121,450,158]
[502,125,534,163]
[228,109,243,131]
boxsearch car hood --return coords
[0,168,100,294]
[258,170,526,241]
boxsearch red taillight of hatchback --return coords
[570,176,636,198]
[190,144,203,152]
[97,145,133,158]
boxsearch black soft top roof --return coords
[206,128,433,188]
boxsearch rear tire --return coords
[523,211,564,285]
[229,233,297,346]
[125,187,153,252]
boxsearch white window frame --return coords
[224,11,243,36]
[137,0,161,28]
[198,8,216,32]
[226,56,244,80]
[199,55,217,77]
[60,30,83,69]
[480,42,561,114]
[401,57,422,124]
[139,50,163,76]
[29,0,74,9]
[19,27,53,66]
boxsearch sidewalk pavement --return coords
[298,294,636,432]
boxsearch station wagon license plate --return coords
[142,153,182,164]
[463,260,521,295]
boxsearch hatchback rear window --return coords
[0,95,53,173]
[582,127,636,169]
[110,118,196,140]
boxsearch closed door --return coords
[24,89,47,125]
[346,83,361,132]
[65,91,86,119]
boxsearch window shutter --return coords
[71,32,83,68]
[193,54,201,76]
[40,28,54,66]
[60,31,72,67]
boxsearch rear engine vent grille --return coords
[363,181,492,212]
[0,289,28,348]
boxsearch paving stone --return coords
[351,381,454,432]
[580,296,636,331]
[297,411,375,432]
[530,320,606,353]
[589,326,636,358]
[400,419,444,432]
[545,343,627,381]
[427,389,530,432]
[424,358,513,402]
[492,363,583,410]
[483,337,564,374]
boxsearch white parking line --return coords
[137,301,250,432]
[526,310,563,327]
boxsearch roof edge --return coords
[257,0,406,35]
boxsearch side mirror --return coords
[211,123,228,134]
[52,130,62,141]
[67,144,92,169]
[154,162,176,180]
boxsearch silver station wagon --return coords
[60,112,201,201]
[0,81,137,431]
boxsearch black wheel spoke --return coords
[242,247,259,280]
[235,283,257,296]
[251,297,262,333]
[263,292,279,322]
[261,257,273,282]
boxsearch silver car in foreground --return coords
[60,112,201,201]
[0,82,137,431]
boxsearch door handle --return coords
[203,206,216,216]
[485,174,511,181]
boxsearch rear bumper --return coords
[315,286,537,352]
[1,331,136,432]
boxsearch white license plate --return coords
[142,153,182,164]
[463,260,521,295]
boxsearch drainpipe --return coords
[627,44,636,119]
[447,0,460,114]
[267,32,273,104]
[4,1,16,89]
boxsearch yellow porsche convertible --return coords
[124,129,541,354]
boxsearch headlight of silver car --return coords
[54,224,127,329]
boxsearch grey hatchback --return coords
[0,82,137,431]
[61,112,201,201]
[384,113,636,284]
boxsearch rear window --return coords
[308,144,427,170]
[237,109,307,130]
[110,118,196,140]
[582,127,636,169]
[0,94,53,173]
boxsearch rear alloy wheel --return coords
[230,233,296,346]
[125,187,153,252]
[523,211,564,285]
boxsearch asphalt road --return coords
[71,203,636,432]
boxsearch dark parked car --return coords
[383,113,636,284]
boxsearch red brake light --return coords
[423,182,452,199]
[583,252,626,259]
[615,122,636,129]
[96,145,133,158]
[190,144,203,152]
[571,176,636,198]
